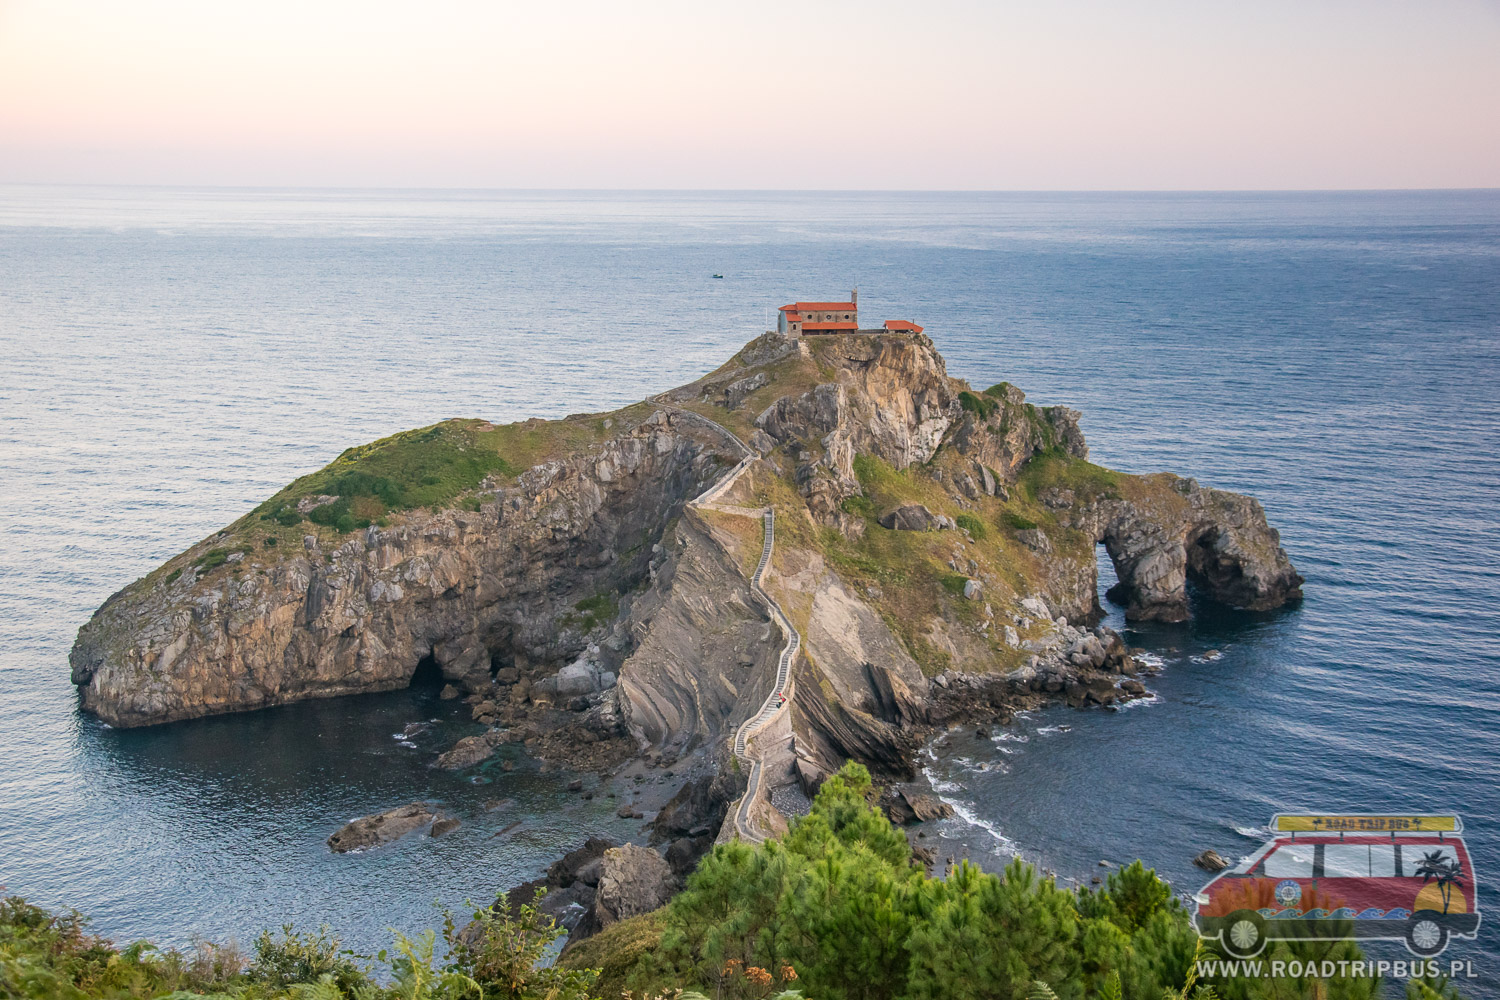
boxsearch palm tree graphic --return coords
[1414,850,1464,913]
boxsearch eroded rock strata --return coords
[72,331,1302,829]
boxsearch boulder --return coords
[431,817,461,837]
[1016,528,1053,555]
[1020,596,1051,620]
[878,504,947,532]
[553,836,617,887]
[1194,849,1231,872]
[534,653,616,701]
[435,734,499,770]
[884,788,955,825]
[591,845,678,929]
[327,802,436,852]
[504,835,619,934]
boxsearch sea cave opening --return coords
[408,652,444,689]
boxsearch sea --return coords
[1,187,1497,989]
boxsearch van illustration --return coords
[1193,814,1480,958]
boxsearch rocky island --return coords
[71,329,1302,856]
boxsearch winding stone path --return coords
[653,401,800,842]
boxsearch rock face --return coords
[613,516,781,754]
[1085,476,1303,622]
[70,411,737,727]
[327,802,436,852]
[582,844,678,937]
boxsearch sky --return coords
[1,0,1497,190]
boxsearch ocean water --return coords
[1,188,1497,984]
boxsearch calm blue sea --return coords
[1,188,1497,989]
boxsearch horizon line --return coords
[3,182,1499,196]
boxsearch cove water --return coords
[2,188,1497,987]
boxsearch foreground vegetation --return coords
[2,765,1466,1000]
[564,764,1453,1000]
[0,892,595,1000]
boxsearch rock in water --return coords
[885,788,955,825]
[1193,849,1231,872]
[327,802,436,852]
[434,733,500,770]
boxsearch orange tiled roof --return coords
[802,321,859,331]
[781,301,857,312]
[883,320,924,333]
[784,312,803,322]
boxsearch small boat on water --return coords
[712,273,724,279]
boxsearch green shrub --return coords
[840,494,875,518]
[442,892,596,1000]
[164,568,182,585]
[247,924,369,993]
[954,513,986,539]
[565,593,620,632]
[307,500,369,534]
[940,573,969,595]
[0,895,244,998]
[264,536,278,548]
[194,548,230,570]
[1002,511,1040,532]
[958,390,999,421]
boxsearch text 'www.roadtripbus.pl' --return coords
[1196,959,1481,981]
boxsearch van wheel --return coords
[1405,912,1449,957]
[1222,910,1267,958]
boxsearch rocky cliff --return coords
[71,410,739,727]
[72,331,1301,811]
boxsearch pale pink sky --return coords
[1,0,1497,189]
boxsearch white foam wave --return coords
[1116,692,1160,711]
[941,797,1020,853]
[1133,651,1167,669]
[921,764,962,794]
